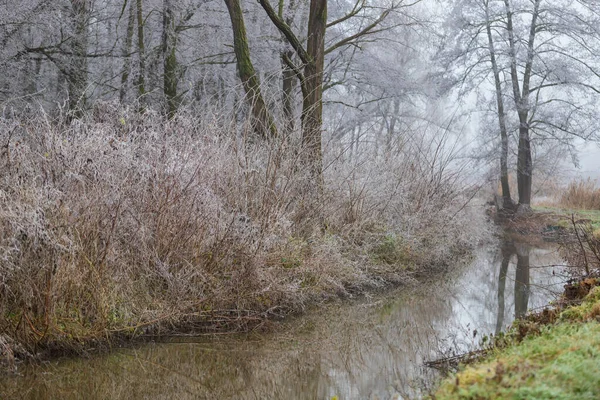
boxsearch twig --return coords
[425,348,488,371]
[571,213,590,275]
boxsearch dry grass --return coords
[560,179,600,210]
[0,105,489,358]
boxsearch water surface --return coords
[0,237,567,399]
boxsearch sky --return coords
[571,142,600,182]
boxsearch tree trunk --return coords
[301,0,326,182]
[120,0,136,104]
[163,0,179,118]
[281,50,296,134]
[500,131,513,209]
[517,115,533,207]
[135,0,147,109]
[67,0,89,119]
[224,0,277,138]
[386,99,399,156]
[515,0,540,210]
[24,55,42,96]
[485,0,514,211]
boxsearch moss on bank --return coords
[433,282,600,400]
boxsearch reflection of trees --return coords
[514,243,531,319]
[1,239,558,400]
[496,241,514,335]
[495,239,533,334]
[313,291,455,399]
[0,289,454,400]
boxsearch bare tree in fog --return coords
[440,0,600,211]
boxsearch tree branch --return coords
[256,0,311,65]
[325,8,391,55]
[327,0,364,28]
[282,52,308,98]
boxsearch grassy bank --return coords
[494,203,600,269]
[533,206,600,233]
[0,110,487,370]
[433,277,600,400]
[531,177,600,237]
[442,196,600,399]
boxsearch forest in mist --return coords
[2,0,600,196]
[1,0,600,358]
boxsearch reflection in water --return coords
[495,240,532,333]
[514,243,531,319]
[495,241,512,335]
[0,237,567,400]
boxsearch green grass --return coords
[371,233,413,269]
[433,287,600,400]
[533,206,600,231]
[560,286,600,322]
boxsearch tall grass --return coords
[0,105,489,356]
[560,179,600,210]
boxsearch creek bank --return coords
[431,207,600,398]
[1,118,491,375]
[432,276,600,399]
[0,231,480,375]
[495,206,600,242]
[0,236,565,399]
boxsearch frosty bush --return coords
[0,106,489,353]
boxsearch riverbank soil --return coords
[433,277,600,399]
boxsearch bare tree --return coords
[120,0,137,103]
[441,0,600,211]
[503,0,537,210]
[135,0,147,106]
[257,0,326,180]
[223,0,278,137]
[484,0,514,210]
[256,0,409,180]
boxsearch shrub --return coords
[0,105,489,353]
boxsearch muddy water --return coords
[0,237,567,400]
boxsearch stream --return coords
[0,236,568,399]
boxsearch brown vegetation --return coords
[561,218,600,276]
[0,107,488,364]
[559,179,600,210]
